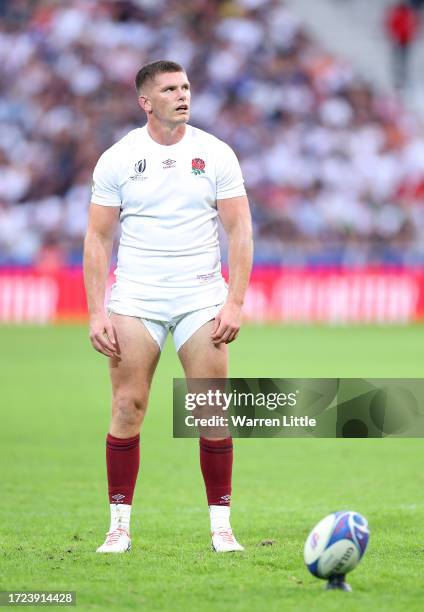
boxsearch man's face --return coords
[140,71,191,125]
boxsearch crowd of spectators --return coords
[1,0,424,267]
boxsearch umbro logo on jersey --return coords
[162,159,176,169]
[130,158,148,180]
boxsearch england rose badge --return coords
[192,158,205,175]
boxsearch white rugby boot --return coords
[96,528,131,553]
[209,504,244,552]
[211,528,244,552]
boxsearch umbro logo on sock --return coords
[112,494,125,503]
[220,495,231,502]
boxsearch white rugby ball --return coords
[304,511,369,579]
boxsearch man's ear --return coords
[138,95,152,114]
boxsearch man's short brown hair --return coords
[135,60,185,94]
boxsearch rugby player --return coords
[83,60,253,553]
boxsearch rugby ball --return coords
[304,511,369,579]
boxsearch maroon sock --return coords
[106,433,140,505]
[199,437,233,506]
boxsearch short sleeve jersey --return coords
[92,125,246,302]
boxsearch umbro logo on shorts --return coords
[162,159,176,169]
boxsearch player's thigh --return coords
[109,313,161,396]
[178,319,227,378]
[178,320,229,439]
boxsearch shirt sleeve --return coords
[91,149,122,206]
[216,142,246,200]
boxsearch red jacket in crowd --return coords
[385,3,420,45]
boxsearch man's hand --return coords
[211,301,242,345]
[88,311,118,357]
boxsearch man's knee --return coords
[112,393,147,426]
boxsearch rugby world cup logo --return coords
[134,159,146,174]
[130,158,147,180]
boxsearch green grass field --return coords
[1,324,424,611]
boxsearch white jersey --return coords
[91,124,246,319]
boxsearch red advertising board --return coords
[244,268,424,323]
[0,267,424,324]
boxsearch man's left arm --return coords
[212,195,253,344]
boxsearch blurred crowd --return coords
[1,0,424,267]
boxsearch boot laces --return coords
[105,528,128,544]
[216,528,235,544]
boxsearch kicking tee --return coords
[91,125,246,319]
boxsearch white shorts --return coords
[108,277,228,320]
[109,303,223,352]
[107,278,227,351]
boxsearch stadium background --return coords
[1,1,424,610]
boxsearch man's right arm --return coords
[83,203,120,357]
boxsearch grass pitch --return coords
[1,324,424,611]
